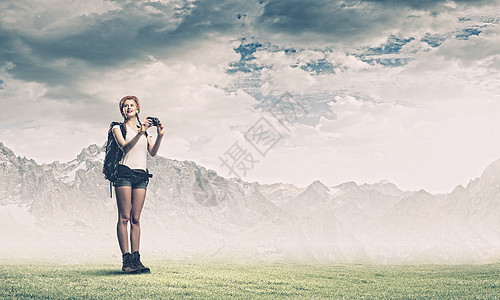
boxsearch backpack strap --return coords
[120,123,127,139]
[109,122,127,138]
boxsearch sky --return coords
[1,0,500,193]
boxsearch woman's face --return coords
[122,99,138,118]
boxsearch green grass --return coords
[0,260,499,299]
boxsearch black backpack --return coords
[103,122,126,197]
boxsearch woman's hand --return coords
[147,118,164,156]
[157,120,165,137]
[140,119,152,134]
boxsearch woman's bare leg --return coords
[130,188,147,253]
[116,186,133,254]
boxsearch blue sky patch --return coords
[421,33,447,47]
[228,41,265,73]
[227,61,264,73]
[363,57,413,67]
[300,59,335,74]
[234,42,262,61]
[353,36,415,67]
[456,27,482,40]
[366,36,415,55]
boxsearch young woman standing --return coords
[112,95,164,273]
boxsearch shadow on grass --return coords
[81,269,137,277]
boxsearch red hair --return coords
[119,95,140,118]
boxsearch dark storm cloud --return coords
[0,0,248,88]
[256,0,395,41]
[256,0,497,43]
[1,0,496,90]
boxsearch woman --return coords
[112,95,164,273]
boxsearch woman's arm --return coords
[113,123,149,154]
[148,121,164,157]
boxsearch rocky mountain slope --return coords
[1,142,499,263]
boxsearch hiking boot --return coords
[131,251,150,273]
[122,252,140,274]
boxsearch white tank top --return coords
[113,124,148,170]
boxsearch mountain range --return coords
[1,141,499,263]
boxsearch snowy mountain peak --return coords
[0,142,16,162]
[414,188,432,197]
[291,180,332,205]
[361,180,404,196]
[452,184,466,194]
[478,159,500,184]
[308,180,330,191]
[336,181,358,188]
[76,144,103,162]
[334,181,360,193]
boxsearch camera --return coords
[147,116,160,126]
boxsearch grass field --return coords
[0,260,499,299]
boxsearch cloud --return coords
[256,0,397,46]
[434,23,500,67]
[365,0,497,9]
[253,0,500,49]
[0,0,247,89]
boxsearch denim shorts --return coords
[113,164,149,190]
